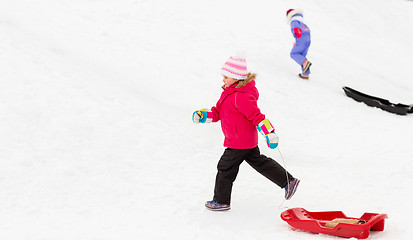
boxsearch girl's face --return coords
[222,75,238,88]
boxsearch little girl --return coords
[192,53,300,211]
[287,9,312,79]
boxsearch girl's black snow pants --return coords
[213,146,293,205]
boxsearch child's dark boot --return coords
[284,178,300,200]
[205,200,231,211]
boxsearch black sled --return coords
[343,86,413,115]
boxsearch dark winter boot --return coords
[298,73,309,79]
[303,60,312,73]
[284,178,300,200]
[205,200,231,211]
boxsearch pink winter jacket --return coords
[211,80,266,149]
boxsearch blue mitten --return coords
[192,109,213,123]
[257,119,279,149]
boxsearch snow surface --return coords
[1,0,412,239]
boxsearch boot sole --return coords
[298,74,309,79]
[206,206,231,211]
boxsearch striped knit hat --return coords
[221,52,248,80]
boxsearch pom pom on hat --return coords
[233,51,247,60]
[221,51,248,80]
[286,9,303,23]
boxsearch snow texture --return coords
[0,0,412,239]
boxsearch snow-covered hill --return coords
[1,0,412,239]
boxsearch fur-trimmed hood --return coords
[236,72,256,88]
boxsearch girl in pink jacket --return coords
[193,53,300,211]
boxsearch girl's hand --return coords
[192,109,213,123]
[264,132,279,149]
[257,119,279,149]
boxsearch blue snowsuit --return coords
[290,14,311,74]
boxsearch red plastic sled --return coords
[281,208,388,239]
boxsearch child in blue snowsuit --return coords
[286,9,312,79]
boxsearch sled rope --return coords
[277,147,290,210]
